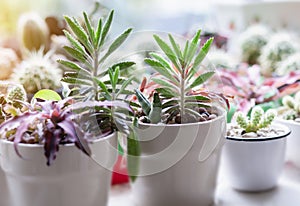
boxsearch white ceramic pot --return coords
[131,108,226,206]
[0,132,117,206]
[222,124,290,192]
[275,119,300,167]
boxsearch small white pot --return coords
[222,124,290,192]
[275,119,300,167]
[131,108,226,206]
[0,132,117,206]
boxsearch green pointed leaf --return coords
[168,34,182,62]
[189,37,214,79]
[153,35,180,70]
[187,71,215,90]
[63,46,87,63]
[186,30,201,64]
[95,18,103,47]
[185,95,210,101]
[99,28,132,64]
[149,52,175,74]
[151,77,178,92]
[33,89,62,101]
[183,40,190,64]
[135,89,151,116]
[127,118,141,182]
[63,30,86,54]
[64,15,93,53]
[57,60,91,75]
[64,71,92,81]
[155,87,176,98]
[61,77,92,86]
[117,76,134,97]
[144,58,179,85]
[83,12,96,46]
[100,10,114,47]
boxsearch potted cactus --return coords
[130,31,228,206]
[276,91,300,167]
[224,106,290,192]
[0,10,135,206]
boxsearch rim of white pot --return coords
[0,131,116,148]
[138,107,226,127]
[275,117,300,126]
[226,123,291,142]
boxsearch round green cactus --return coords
[11,49,62,95]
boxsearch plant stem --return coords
[93,51,99,101]
[180,67,185,119]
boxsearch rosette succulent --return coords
[277,53,300,76]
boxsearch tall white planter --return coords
[275,119,300,167]
[223,124,290,192]
[131,108,226,206]
[0,132,117,206]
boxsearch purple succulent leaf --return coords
[0,111,40,158]
[44,129,60,166]
[57,118,91,156]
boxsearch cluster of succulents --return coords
[235,106,277,133]
[239,24,270,65]
[11,49,62,95]
[259,33,298,76]
[0,82,27,124]
[277,91,300,121]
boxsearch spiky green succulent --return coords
[236,106,277,133]
[278,91,300,120]
[11,49,62,95]
[239,24,270,65]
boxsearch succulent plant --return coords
[277,91,300,120]
[236,106,277,133]
[134,30,229,124]
[0,82,27,124]
[17,12,50,53]
[0,48,19,80]
[259,33,298,77]
[277,53,300,76]
[58,11,139,180]
[207,49,237,70]
[239,24,270,65]
[11,49,62,95]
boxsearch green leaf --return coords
[149,53,176,75]
[151,77,178,92]
[153,35,180,70]
[183,40,190,65]
[64,15,93,53]
[64,71,92,81]
[57,60,91,75]
[127,118,141,182]
[63,46,87,63]
[168,34,182,62]
[162,99,178,109]
[187,71,215,90]
[93,78,109,94]
[33,89,62,101]
[83,12,96,46]
[186,30,201,65]
[135,89,151,116]
[117,76,135,97]
[63,30,86,54]
[100,10,114,47]
[185,95,210,101]
[113,67,120,90]
[99,28,132,64]
[189,37,214,79]
[95,18,102,47]
[61,77,92,86]
[144,58,179,85]
[155,87,176,98]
